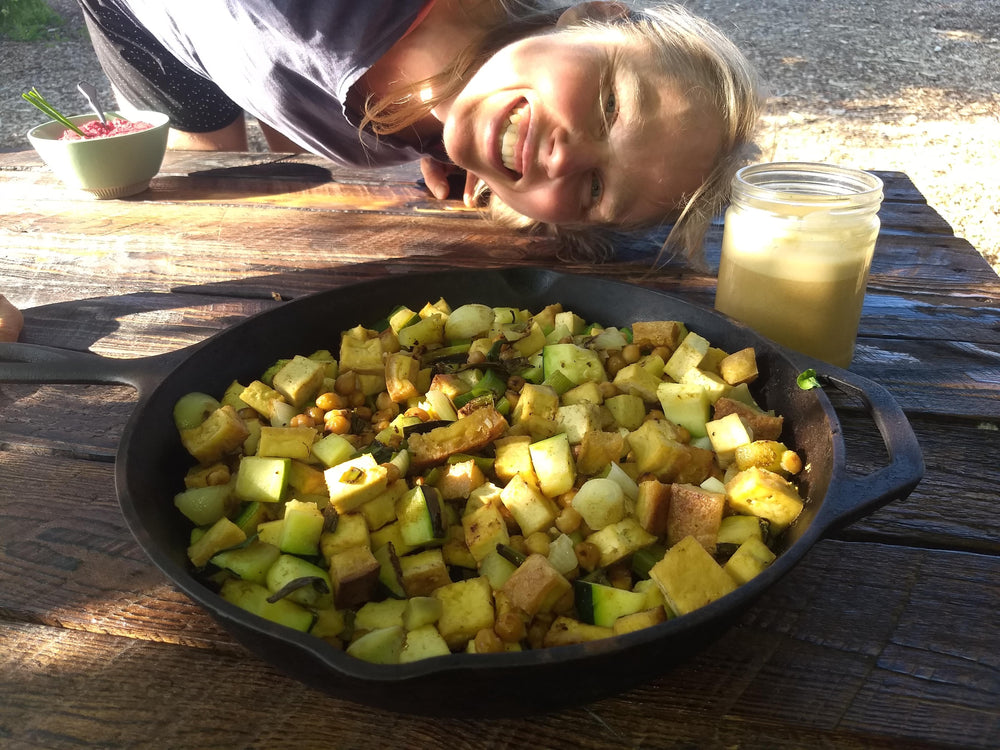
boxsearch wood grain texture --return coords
[1,150,998,748]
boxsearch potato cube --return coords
[612,363,662,403]
[572,477,626,530]
[400,548,452,597]
[435,458,487,500]
[724,537,776,584]
[180,405,250,465]
[649,535,737,615]
[626,420,715,485]
[631,320,686,351]
[493,435,536,485]
[555,402,604,443]
[542,616,613,647]
[635,479,672,535]
[666,483,726,553]
[585,517,657,568]
[500,553,572,617]
[713,397,784,441]
[575,429,627,476]
[612,606,668,636]
[604,393,646,431]
[719,347,759,385]
[433,576,496,650]
[680,368,731,405]
[354,598,407,632]
[463,502,510,562]
[500,474,559,536]
[725,466,804,533]
[706,412,754,467]
[529,432,576,498]
[664,331,710,382]
[385,352,421,403]
[400,624,452,663]
[319,512,370,559]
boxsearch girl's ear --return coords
[556,1,630,28]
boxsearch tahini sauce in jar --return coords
[714,163,883,368]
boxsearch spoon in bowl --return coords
[77,82,107,125]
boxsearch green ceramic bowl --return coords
[27,110,170,199]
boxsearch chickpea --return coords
[604,351,626,378]
[781,450,804,475]
[555,506,582,535]
[205,465,231,486]
[334,371,357,396]
[353,405,373,421]
[374,391,398,415]
[507,535,529,557]
[324,409,351,434]
[494,611,527,644]
[404,406,430,421]
[348,390,366,408]
[622,343,642,364]
[651,345,673,361]
[315,391,344,411]
[598,381,620,399]
[306,406,326,422]
[289,413,315,429]
[473,628,505,654]
[467,349,487,365]
[524,531,551,557]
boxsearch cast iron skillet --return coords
[0,268,923,716]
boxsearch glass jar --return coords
[714,162,884,368]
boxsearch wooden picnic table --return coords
[1,148,997,749]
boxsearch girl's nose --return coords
[544,129,597,179]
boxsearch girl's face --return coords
[440,29,724,227]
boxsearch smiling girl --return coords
[72,0,761,256]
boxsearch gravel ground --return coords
[2,0,997,274]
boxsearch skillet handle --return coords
[0,342,185,396]
[809,366,925,531]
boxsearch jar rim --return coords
[733,162,884,208]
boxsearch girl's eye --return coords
[602,90,618,132]
[590,173,603,202]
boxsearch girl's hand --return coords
[0,295,24,342]
[419,157,481,207]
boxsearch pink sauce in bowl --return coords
[59,118,153,141]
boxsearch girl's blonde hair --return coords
[362,2,764,269]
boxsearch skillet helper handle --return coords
[813,367,925,531]
[0,342,178,395]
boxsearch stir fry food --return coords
[173,299,805,664]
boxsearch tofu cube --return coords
[649,535,737,616]
[433,576,496,650]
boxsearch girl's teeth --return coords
[499,105,527,173]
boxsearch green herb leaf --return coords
[796,369,822,390]
[22,87,87,137]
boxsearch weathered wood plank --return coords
[0,539,995,748]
